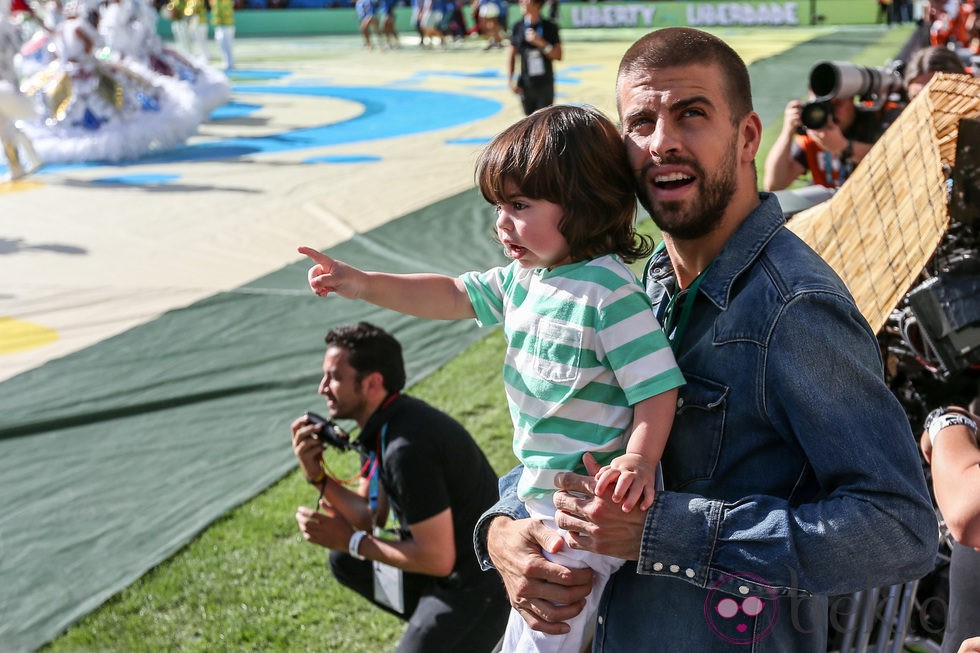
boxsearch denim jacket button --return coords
[676,397,684,408]
[669,564,680,573]
[598,615,604,625]
[653,562,664,571]
[739,585,750,595]
[685,568,695,578]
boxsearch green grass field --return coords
[41,25,918,653]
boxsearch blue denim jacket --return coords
[474,194,937,652]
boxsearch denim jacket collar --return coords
[645,192,785,313]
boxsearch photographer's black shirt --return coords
[357,394,499,580]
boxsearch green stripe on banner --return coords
[0,187,505,653]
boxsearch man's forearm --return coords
[763,130,800,191]
[931,423,980,546]
[322,480,373,531]
[474,465,528,570]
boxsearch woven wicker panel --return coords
[787,73,980,334]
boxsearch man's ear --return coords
[362,370,386,395]
[740,111,763,164]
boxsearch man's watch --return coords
[924,407,978,446]
[840,139,853,163]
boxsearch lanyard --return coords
[821,149,850,188]
[367,423,387,512]
[655,241,712,353]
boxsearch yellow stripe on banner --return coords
[0,179,44,193]
[0,317,59,354]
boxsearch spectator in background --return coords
[418,0,446,48]
[377,0,399,48]
[928,0,976,49]
[878,0,896,26]
[904,44,969,97]
[292,322,509,653]
[920,405,980,653]
[543,0,557,20]
[507,0,561,115]
[764,94,887,190]
[896,0,914,22]
[476,0,503,49]
[442,0,468,43]
[355,0,380,49]
[210,0,235,70]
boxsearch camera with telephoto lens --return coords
[305,411,353,451]
[799,60,904,130]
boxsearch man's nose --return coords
[648,120,679,159]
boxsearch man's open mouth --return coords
[654,172,695,190]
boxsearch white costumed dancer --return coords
[14,0,208,163]
[0,0,41,179]
[99,0,229,117]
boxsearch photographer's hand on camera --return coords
[290,413,327,484]
[782,98,803,134]
[764,99,810,191]
[805,118,850,159]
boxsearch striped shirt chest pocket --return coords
[527,320,584,385]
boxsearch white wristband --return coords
[348,530,368,560]
[543,44,553,55]
[928,412,977,446]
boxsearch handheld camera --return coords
[305,411,353,452]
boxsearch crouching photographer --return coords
[291,322,509,652]
[764,60,903,191]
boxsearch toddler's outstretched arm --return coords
[593,388,678,512]
[298,246,476,320]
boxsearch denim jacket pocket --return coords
[662,374,728,489]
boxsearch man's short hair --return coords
[616,27,754,123]
[324,322,406,394]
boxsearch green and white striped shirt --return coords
[461,255,684,501]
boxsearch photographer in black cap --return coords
[291,322,508,652]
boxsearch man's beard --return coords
[328,393,364,423]
[637,133,739,241]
